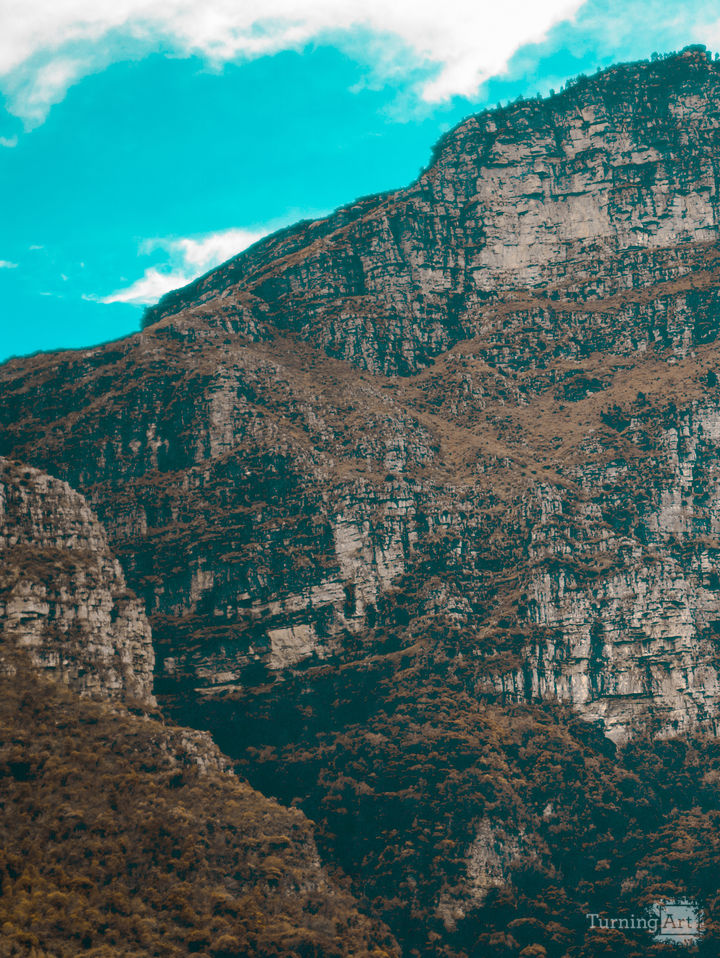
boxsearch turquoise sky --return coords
[1,0,719,362]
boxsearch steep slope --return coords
[0,662,397,958]
[4,45,720,956]
[143,45,720,376]
[0,460,396,957]
[0,456,155,705]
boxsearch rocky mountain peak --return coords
[141,47,720,377]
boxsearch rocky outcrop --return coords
[0,457,155,705]
[436,819,538,931]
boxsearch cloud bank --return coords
[1,0,585,127]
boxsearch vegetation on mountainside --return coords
[0,661,396,958]
[188,634,720,958]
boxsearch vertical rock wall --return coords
[0,458,155,705]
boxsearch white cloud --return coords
[99,267,193,305]
[694,16,720,51]
[0,0,585,125]
[0,135,18,147]
[0,260,18,268]
[99,226,268,304]
[141,227,267,274]
[7,57,84,128]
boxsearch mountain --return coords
[4,45,720,956]
[0,457,396,957]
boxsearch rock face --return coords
[483,401,720,742]
[143,45,720,377]
[436,819,536,931]
[2,49,720,739]
[7,45,720,957]
[0,457,155,705]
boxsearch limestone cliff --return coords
[144,45,720,376]
[0,456,155,705]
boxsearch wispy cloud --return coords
[6,57,84,129]
[98,226,268,305]
[0,135,18,148]
[98,267,193,305]
[0,260,18,269]
[1,0,586,126]
[141,228,267,274]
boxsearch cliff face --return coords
[6,45,720,956]
[143,46,720,377]
[481,399,720,741]
[4,312,720,741]
[0,456,155,706]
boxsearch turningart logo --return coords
[652,900,704,946]
[586,899,704,946]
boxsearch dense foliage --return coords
[185,631,720,958]
[0,663,396,957]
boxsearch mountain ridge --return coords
[140,45,720,374]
